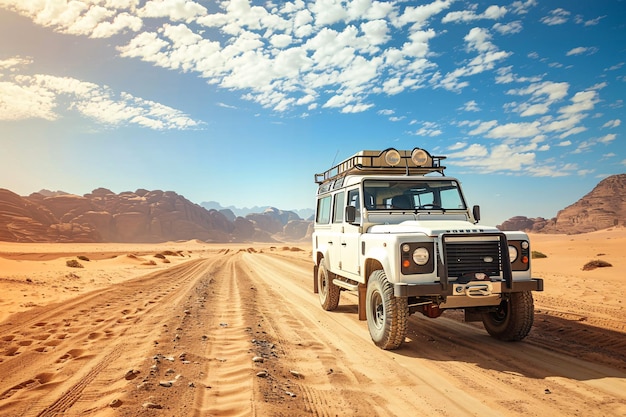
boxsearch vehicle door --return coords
[339,187,362,280]
[328,190,345,272]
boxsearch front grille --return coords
[444,239,502,278]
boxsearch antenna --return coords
[330,149,340,168]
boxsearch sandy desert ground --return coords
[0,229,625,416]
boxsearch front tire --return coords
[366,270,408,350]
[481,291,534,341]
[318,259,340,311]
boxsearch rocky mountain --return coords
[498,174,626,234]
[0,188,312,243]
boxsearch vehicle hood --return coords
[367,220,499,237]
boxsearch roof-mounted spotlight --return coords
[384,148,401,166]
[411,148,430,167]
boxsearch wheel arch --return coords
[364,258,384,285]
[315,250,325,266]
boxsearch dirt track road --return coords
[1,248,625,416]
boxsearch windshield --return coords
[363,179,466,211]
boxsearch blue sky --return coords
[0,0,624,225]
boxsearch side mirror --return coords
[472,205,481,223]
[345,206,356,223]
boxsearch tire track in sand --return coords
[192,253,255,417]
[0,258,208,416]
[36,346,124,417]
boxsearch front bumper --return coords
[394,278,544,298]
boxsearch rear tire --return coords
[318,259,340,311]
[366,270,408,350]
[481,291,534,341]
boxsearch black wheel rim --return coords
[370,290,384,329]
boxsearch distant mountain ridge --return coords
[0,188,313,243]
[201,200,314,221]
[498,174,626,234]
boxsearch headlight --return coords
[508,245,518,262]
[412,247,429,265]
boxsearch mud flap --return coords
[313,265,319,294]
[358,283,366,321]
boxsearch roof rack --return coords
[314,148,446,184]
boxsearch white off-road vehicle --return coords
[312,148,544,350]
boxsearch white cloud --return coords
[0,0,144,37]
[360,19,390,48]
[449,143,536,173]
[309,0,349,26]
[341,102,374,113]
[558,90,599,115]
[397,0,453,29]
[606,62,624,71]
[506,81,569,116]
[597,133,616,144]
[540,8,570,25]
[577,169,595,176]
[412,121,442,137]
[493,20,522,35]
[469,120,498,135]
[0,79,58,121]
[0,56,33,71]
[566,46,598,56]
[575,14,605,26]
[0,60,200,128]
[602,119,621,128]
[448,142,467,151]
[91,12,143,38]
[461,100,480,112]
[485,121,542,139]
[435,27,511,91]
[442,5,507,23]
[270,33,293,48]
[139,0,207,22]
[510,0,537,15]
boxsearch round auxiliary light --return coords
[402,243,411,253]
[411,148,429,166]
[384,149,401,166]
[508,245,518,263]
[412,247,430,265]
[521,241,529,250]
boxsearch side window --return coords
[332,191,345,223]
[316,195,332,224]
[347,188,361,223]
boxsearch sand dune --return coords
[0,231,624,416]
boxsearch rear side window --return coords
[333,191,345,223]
[316,195,332,224]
